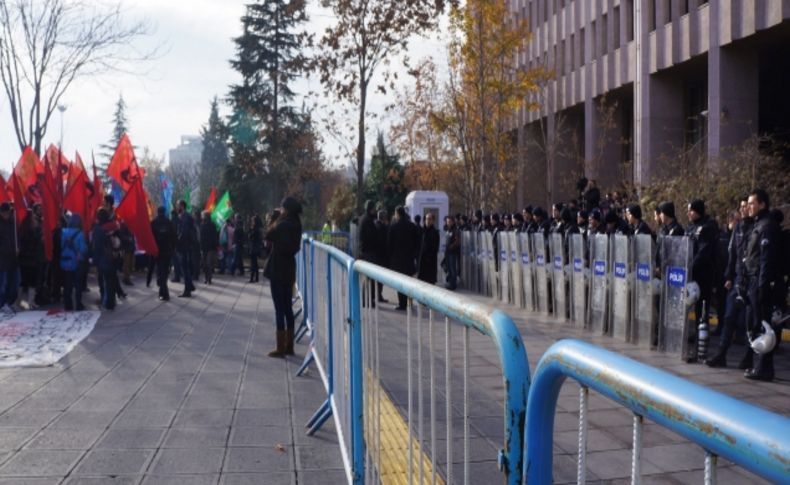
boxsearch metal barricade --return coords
[499,231,511,304]
[569,233,586,328]
[525,339,790,484]
[509,232,523,307]
[632,235,656,348]
[519,232,535,312]
[658,236,694,358]
[549,233,567,321]
[297,241,357,482]
[355,261,530,485]
[587,234,609,334]
[532,233,549,315]
[609,234,631,342]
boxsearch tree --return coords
[315,0,452,212]
[98,94,131,183]
[326,182,357,230]
[199,97,229,204]
[0,0,153,154]
[364,133,407,214]
[166,157,199,212]
[431,0,546,211]
[138,147,165,209]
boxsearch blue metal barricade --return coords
[524,339,790,484]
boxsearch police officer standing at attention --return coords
[686,199,718,362]
[741,189,781,381]
[625,204,653,237]
[706,197,754,369]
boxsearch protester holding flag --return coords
[93,208,119,310]
[0,203,19,314]
[18,206,44,309]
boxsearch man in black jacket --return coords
[200,212,220,285]
[151,207,177,300]
[358,200,378,306]
[388,206,418,310]
[417,213,439,285]
[741,189,781,381]
[374,210,390,302]
[685,199,719,362]
[176,200,197,297]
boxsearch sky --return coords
[0,0,447,176]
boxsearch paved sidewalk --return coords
[0,275,343,485]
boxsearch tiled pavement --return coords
[0,270,787,484]
[0,275,344,485]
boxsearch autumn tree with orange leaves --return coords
[419,0,547,212]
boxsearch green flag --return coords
[185,188,192,211]
[210,191,232,228]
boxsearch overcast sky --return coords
[0,1,446,176]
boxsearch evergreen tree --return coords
[364,133,407,214]
[226,0,311,211]
[99,94,131,186]
[198,97,229,204]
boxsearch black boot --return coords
[285,327,294,355]
[738,352,753,370]
[705,351,727,368]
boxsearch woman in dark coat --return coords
[264,197,302,357]
[417,213,440,284]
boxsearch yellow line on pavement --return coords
[366,372,445,485]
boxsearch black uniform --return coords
[417,226,439,285]
[742,209,781,379]
[388,216,418,309]
[358,211,378,263]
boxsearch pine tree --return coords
[198,97,229,205]
[99,94,131,186]
[364,133,406,214]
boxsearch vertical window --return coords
[625,0,634,41]
[613,6,621,49]
[648,0,656,31]
[569,33,575,72]
[590,20,597,59]
[579,27,585,67]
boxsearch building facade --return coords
[168,135,203,166]
[511,0,790,205]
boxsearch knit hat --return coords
[577,210,589,221]
[657,201,676,219]
[282,196,303,216]
[689,199,705,217]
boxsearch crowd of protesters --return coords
[0,196,277,313]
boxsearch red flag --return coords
[45,144,70,181]
[12,174,28,227]
[66,151,87,192]
[0,175,8,204]
[14,146,43,193]
[40,164,60,262]
[107,133,142,191]
[204,187,217,212]
[64,170,92,234]
[116,179,158,256]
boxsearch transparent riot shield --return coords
[438,231,447,287]
[569,233,586,328]
[460,231,469,290]
[475,232,486,295]
[632,235,656,348]
[509,232,523,307]
[484,232,496,298]
[587,234,609,334]
[501,232,510,303]
[609,234,631,342]
[659,236,693,358]
[550,233,567,321]
[519,233,535,312]
[532,233,548,315]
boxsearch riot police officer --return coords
[741,189,781,381]
[625,204,653,237]
[685,199,719,363]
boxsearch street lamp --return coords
[58,104,67,149]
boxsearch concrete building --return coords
[168,135,203,166]
[511,0,790,206]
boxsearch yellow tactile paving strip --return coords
[365,372,446,485]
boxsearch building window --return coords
[579,27,585,67]
[590,20,597,59]
[685,84,708,148]
[648,0,656,31]
[625,0,634,41]
[569,33,575,72]
[613,7,621,49]
[680,0,689,16]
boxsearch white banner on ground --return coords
[0,310,100,367]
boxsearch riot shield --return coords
[476,232,485,294]
[484,232,496,298]
[658,236,693,358]
[509,232,523,307]
[499,233,510,303]
[519,233,535,312]
[569,233,587,328]
[438,231,447,287]
[587,234,609,334]
[609,235,631,342]
[632,235,656,348]
[532,233,549,315]
[550,233,567,321]
[460,231,470,290]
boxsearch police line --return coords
[458,231,700,359]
